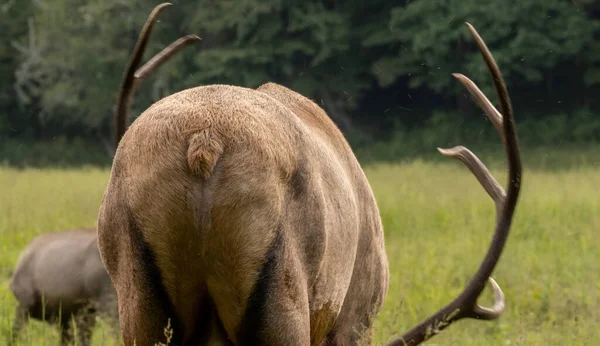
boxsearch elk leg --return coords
[326,232,389,345]
[184,307,234,346]
[74,307,96,346]
[207,231,311,345]
[105,217,187,346]
[194,155,312,345]
[59,316,75,346]
[7,304,28,345]
[96,289,121,343]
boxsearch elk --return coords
[8,228,118,346]
[96,3,522,345]
[7,8,198,345]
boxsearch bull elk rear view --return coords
[97,3,522,345]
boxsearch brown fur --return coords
[98,6,521,345]
[97,82,389,345]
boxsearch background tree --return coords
[1,0,598,166]
[362,0,599,116]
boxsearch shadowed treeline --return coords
[1,0,598,166]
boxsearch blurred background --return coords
[1,0,598,167]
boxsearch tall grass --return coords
[368,159,599,345]
[0,149,598,345]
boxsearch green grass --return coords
[0,149,598,345]
[368,159,599,345]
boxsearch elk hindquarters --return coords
[126,214,183,345]
[187,128,224,179]
[238,230,284,343]
[237,230,311,345]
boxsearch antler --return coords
[388,22,522,346]
[114,2,201,150]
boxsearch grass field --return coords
[0,149,598,345]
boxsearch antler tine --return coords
[437,146,505,208]
[472,277,505,320]
[114,2,172,150]
[388,22,522,346]
[466,22,521,179]
[452,73,504,138]
[133,34,201,88]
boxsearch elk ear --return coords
[187,128,223,179]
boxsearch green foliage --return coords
[184,0,368,111]
[0,136,110,168]
[11,0,156,129]
[364,0,599,97]
[355,109,600,165]
[0,0,35,134]
[0,0,599,154]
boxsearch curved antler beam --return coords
[113,2,200,151]
[387,22,523,346]
[114,2,172,149]
[134,34,201,86]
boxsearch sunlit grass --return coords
[367,160,599,345]
[0,152,598,345]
